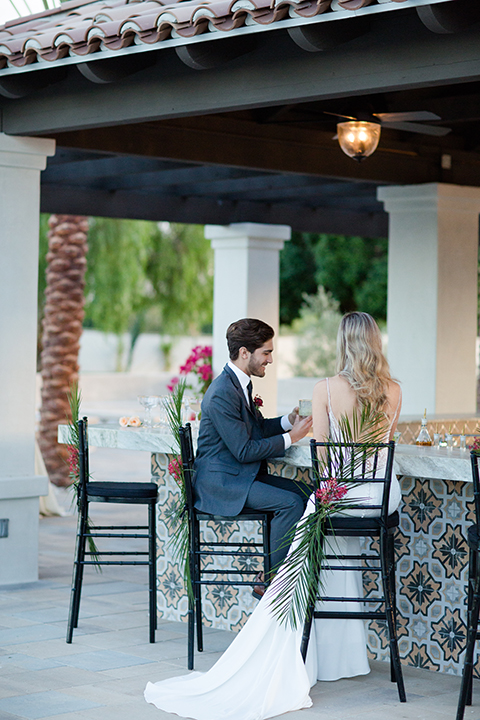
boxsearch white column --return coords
[378,183,480,417]
[205,223,291,416]
[0,133,55,583]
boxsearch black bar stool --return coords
[300,439,406,703]
[179,423,273,670]
[66,417,158,644]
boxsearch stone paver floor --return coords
[0,447,476,720]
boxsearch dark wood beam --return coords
[4,10,480,136]
[50,114,480,187]
[40,184,388,236]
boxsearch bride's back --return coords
[312,312,401,443]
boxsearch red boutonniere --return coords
[253,395,263,408]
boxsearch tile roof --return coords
[0,0,426,71]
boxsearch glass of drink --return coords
[138,395,158,428]
[298,400,312,418]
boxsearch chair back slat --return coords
[179,424,195,511]
[471,450,480,525]
[77,417,90,501]
[309,439,395,524]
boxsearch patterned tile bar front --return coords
[153,442,476,675]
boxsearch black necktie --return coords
[247,381,255,412]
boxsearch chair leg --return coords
[457,549,480,720]
[148,502,157,643]
[387,533,398,684]
[380,531,406,703]
[301,532,323,663]
[194,521,203,653]
[300,601,315,662]
[187,515,197,670]
[66,506,88,643]
[466,549,477,707]
[264,516,271,583]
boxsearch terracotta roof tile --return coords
[0,0,419,71]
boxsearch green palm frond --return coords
[270,403,389,627]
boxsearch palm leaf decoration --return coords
[270,403,389,628]
[163,379,193,600]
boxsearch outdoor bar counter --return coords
[60,424,474,675]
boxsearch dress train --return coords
[144,499,375,720]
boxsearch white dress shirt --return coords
[227,362,292,449]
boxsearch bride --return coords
[145,311,402,720]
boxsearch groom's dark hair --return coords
[227,318,275,360]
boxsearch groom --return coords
[194,318,312,588]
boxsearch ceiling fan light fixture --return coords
[336,120,381,161]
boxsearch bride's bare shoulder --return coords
[313,378,328,399]
[386,380,402,408]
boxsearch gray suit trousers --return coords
[244,474,309,575]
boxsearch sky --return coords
[0,0,61,26]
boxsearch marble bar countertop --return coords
[59,424,474,483]
[58,423,178,454]
[284,439,472,483]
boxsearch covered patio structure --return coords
[1,0,480,580]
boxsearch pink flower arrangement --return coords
[168,456,183,485]
[315,478,348,507]
[67,445,79,475]
[169,345,213,396]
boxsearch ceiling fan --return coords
[325,110,452,161]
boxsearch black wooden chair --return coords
[66,417,158,644]
[179,423,273,670]
[300,439,406,703]
[456,450,480,720]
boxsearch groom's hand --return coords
[289,415,313,444]
[288,407,299,425]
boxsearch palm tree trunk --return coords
[38,214,88,486]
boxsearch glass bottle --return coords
[416,409,433,446]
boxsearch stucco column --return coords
[205,223,291,416]
[378,183,480,417]
[0,133,55,583]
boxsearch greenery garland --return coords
[270,404,390,628]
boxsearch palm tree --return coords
[38,215,88,486]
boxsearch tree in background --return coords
[279,233,318,326]
[279,232,388,327]
[80,219,213,369]
[291,287,342,377]
[38,215,88,486]
[314,234,388,322]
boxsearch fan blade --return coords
[323,111,358,121]
[382,121,451,136]
[374,111,442,122]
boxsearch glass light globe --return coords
[337,121,381,161]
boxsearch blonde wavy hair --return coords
[336,312,392,412]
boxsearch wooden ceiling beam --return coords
[40,183,388,236]
[50,113,480,187]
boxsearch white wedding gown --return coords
[145,382,402,720]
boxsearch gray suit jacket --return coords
[193,364,286,516]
